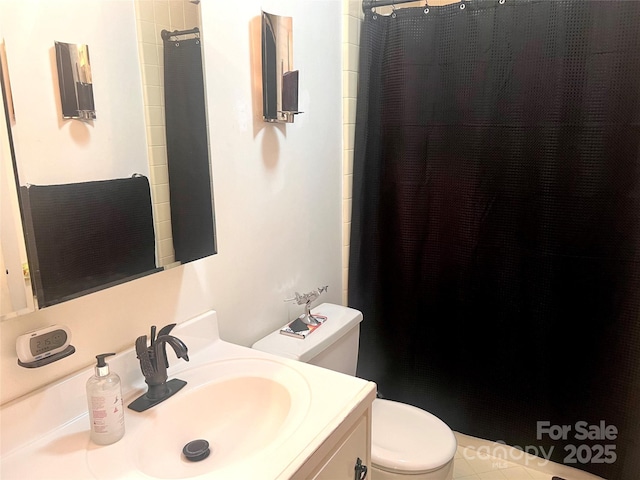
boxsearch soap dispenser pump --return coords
[86,353,125,445]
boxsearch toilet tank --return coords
[252,303,363,376]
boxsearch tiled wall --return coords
[342,0,363,305]
[134,0,202,268]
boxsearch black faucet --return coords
[127,323,190,412]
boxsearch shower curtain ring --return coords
[391,4,397,18]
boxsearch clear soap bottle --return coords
[86,353,125,445]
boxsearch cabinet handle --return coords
[354,457,368,480]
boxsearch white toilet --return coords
[252,303,456,480]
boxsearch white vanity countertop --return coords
[0,310,376,479]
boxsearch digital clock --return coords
[16,325,72,364]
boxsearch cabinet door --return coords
[312,415,368,480]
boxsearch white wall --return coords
[0,0,344,405]
[0,0,149,185]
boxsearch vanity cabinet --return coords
[0,309,378,480]
[292,397,373,480]
[311,414,369,480]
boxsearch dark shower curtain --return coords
[348,2,640,479]
[164,35,215,263]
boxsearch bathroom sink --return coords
[87,357,312,479]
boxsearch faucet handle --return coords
[157,323,176,338]
[155,324,177,367]
[137,323,178,373]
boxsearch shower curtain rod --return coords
[362,0,423,12]
[161,27,200,41]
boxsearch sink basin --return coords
[87,357,311,479]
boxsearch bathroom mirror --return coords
[0,0,216,317]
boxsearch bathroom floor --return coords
[453,446,553,480]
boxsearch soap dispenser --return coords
[86,353,125,445]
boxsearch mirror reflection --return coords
[54,41,96,120]
[0,0,216,316]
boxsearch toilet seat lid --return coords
[372,399,457,474]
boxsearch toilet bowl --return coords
[252,303,456,480]
[371,399,455,479]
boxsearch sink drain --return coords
[182,439,211,462]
